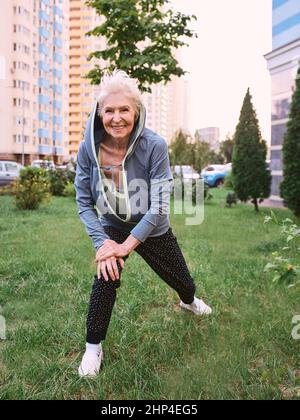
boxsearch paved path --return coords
[245,199,286,210]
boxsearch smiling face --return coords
[101,92,137,143]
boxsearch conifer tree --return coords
[280,66,300,218]
[232,89,271,211]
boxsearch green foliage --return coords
[66,169,76,184]
[47,169,75,197]
[232,89,272,212]
[13,167,51,210]
[63,182,76,198]
[194,130,225,169]
[224,171,234,190]
[85,0,197,92]
[169,130,193,166]
[219,135,234,163]
[169,130,223,173]
[172,179,212,204]
[47,169,68,196]
[226,192,238,208]
[280,66,300,218]
[264,211,300,291]
[0,184,15,196]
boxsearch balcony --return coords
[53,146,64,155]
[38,144,51,155]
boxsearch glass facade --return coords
[37,0,64,154]
[270,149,283,171]
[271,175,283,196]
[266,0,300,198]
[271,123,288,146]
[273,0,300,49]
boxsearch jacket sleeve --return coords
[130,138,173,243]
[74,141,109,250]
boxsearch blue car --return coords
[201,164,232,188]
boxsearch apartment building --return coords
[0,0,69,165]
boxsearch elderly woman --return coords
[75,70,212,378]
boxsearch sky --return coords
[172,0,273,144]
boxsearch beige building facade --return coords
[69,0,105,159]
[0,0,69,165]
[143,76,189,144]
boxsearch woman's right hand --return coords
[97,256,125,281]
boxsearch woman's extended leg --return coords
[135,227,212,315]
[134,227,197,304]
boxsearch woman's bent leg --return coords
[86,227,129,344]
[86,272,121,344]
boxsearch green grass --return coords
[0,190,299,400]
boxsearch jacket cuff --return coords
[130,218,156,243]
[94,237,109,251]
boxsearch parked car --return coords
[172,165,201,180]
[31,159,55,170]
[56,161,76,172]
[201,163,232,188]
[0,161,24,186]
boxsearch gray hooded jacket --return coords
[74,101,173,251]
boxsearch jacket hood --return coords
[84,100,146,167]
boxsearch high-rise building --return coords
[69,0,105,159]
[195,127,220,152]
[143,76,189,145]
[0,0,70,165]
[265,0,300,201]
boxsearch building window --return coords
[271,123,288,147]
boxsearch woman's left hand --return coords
[95,239,130,263]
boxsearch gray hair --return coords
[97,70,143,120]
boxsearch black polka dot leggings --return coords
[86,226,196,344]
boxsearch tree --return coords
[280,66,300,218]
[232,89,271,212]
[220,134,234,163]
[191,141,209,173]
[169,130,193,166]
[85,0,197,92]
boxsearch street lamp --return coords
[4,68,26,166]
[21,83,25,166]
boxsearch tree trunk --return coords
[252,198,259,212]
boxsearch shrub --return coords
[0,184,15,196]
[226,192,238,208]
[63,182,76,198]
[14,167,51,210]
[172,178,212,204]
[264,211,300,291]
[47,169,69,196]
[224,171,234,190]
[66,169,76,184]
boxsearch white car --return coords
[0,161,24,186]
[31,159,55,170]
[173,165,201,180]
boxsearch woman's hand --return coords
[97,256,125,281]
[95,239,130,263]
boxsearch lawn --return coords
[0,189,299,400]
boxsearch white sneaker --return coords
[78,344,103,378]
[179,297,212,315]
